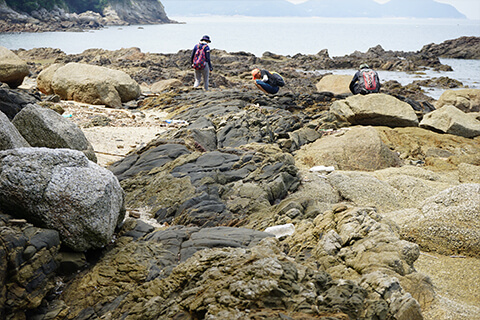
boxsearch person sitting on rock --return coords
[252,68,284,94]
[349,63,381,95]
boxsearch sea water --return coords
[1,16,479,97]
[1,16,479,56]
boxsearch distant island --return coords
[161,0,467,19]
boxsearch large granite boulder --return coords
[0,46,29,88]
[0,110,30,150]
[0,148,125,251]
[383,183,480,257]
[12,104,97,162]
[419,104,480,138]
[330,93,419,127]
[36,63,62,95]
[316,74,353,95]
[294,126,402,171]
[435,89,480,113]
[37,62,141,108]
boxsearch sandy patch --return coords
[59,101,187,167]
[83,126,163,167]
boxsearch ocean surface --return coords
[1,16,479,97]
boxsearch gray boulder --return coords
[383,183,480,257]
[0,46,29,88]
[419,104,480,138]
[435,89,480,113]
[37,62,140,108]
[330,93,419,127]
[12,104,97,162]
[294,126,402,171]
[0,111,30,150]
[0,148,125,251]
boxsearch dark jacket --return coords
[349,68,381,95]
[260,70,277,87]
[191,42,212,70]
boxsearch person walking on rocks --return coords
[191,35,213,90]
[349,63,381,95]
[252,68,285,94]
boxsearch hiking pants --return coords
[194,68,210,90]
[255,80,279,94]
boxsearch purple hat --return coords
[200,35,211,43]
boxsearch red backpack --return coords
[192,44,207,70]
[360,70,379,91]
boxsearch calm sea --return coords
[1,16,479,97]
[1,16,479,56]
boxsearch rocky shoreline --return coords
[0,0,175,33]
[0,37,480,319]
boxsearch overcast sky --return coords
[288,0,480,20]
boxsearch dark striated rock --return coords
[0,215,61,318]
[0,86,40,120]
[114,142,299,228]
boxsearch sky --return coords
[288,0,480,20]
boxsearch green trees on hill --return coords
[4,0,109,14]
[5,0,65,13]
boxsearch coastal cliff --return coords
[0,0,174,32]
